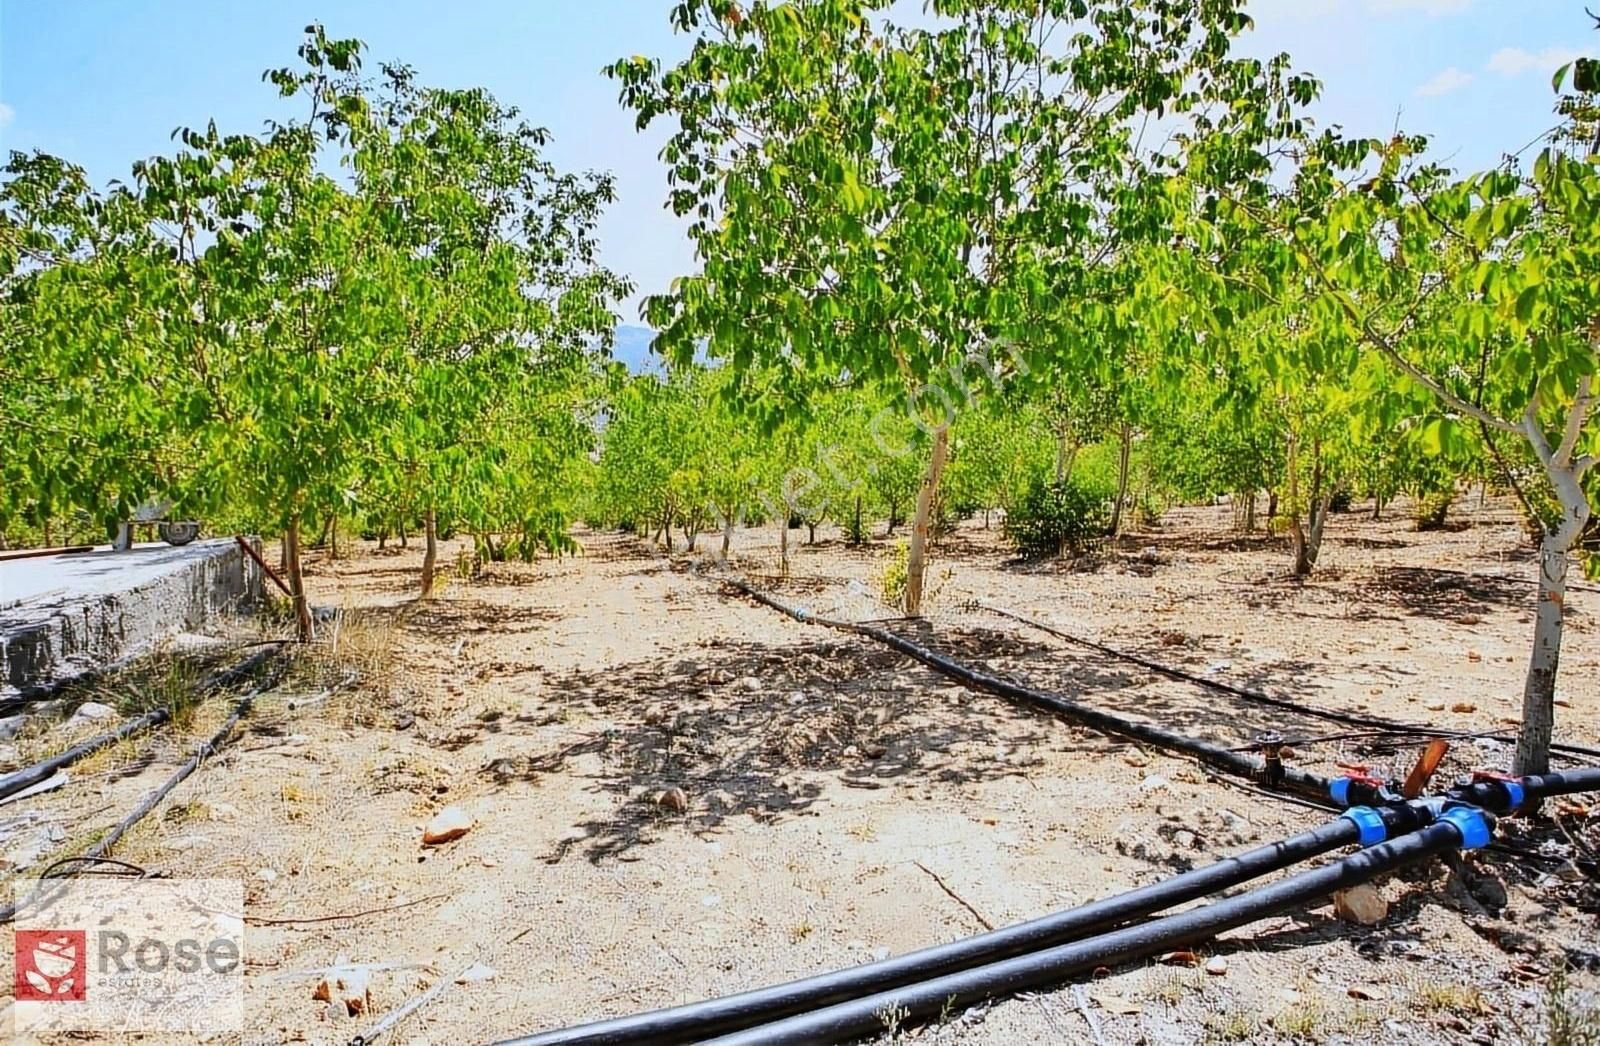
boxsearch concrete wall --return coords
[0,539,263,699]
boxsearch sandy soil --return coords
[3,496,1598,1044]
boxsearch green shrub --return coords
[1413,490,1453,531]
[1004,476,1112,557]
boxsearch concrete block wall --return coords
[0,539,264,699]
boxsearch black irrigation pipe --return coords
[496,804,1431,1046]
[726,580,1336,803]
[978,600,1600,763]
[701,816,1491,1046]
[0,646,281,803]
[0,657,289,924]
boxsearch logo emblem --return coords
[14,930,87,1002]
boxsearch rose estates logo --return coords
[13,929,87,1002]
[10,878,243,1037]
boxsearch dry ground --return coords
[3,495,1599,1044]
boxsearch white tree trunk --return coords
[905,426,950,616]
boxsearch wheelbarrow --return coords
[112,501,201,550]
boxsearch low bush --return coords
[1003,476,1112,557]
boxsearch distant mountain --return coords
[610,324,662,374]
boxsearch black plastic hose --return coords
[727,580,1334,802]
[982,601,1600,762]
[703,814,1487,1045]
[495,803,1428,1046]
[0,646,280,802]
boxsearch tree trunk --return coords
[722,511,735,557]
[807,521,817,544]
[285,517,313,642]
[905,426,950,616]
[399,526,408,550]
[853,495,864,545]
[779,510,790,576]
[1242,490,1256,534]
[982,506,991,529]
[280,535,290,572]
[1108,421,1133,537]
[1517,534,1568,775]
[1372,495,1383,521]
[377,530,387,551]
[330,516,339,559]
[1266,489,1279,525]
[1514,427,1591,774]
[420,510,439,598]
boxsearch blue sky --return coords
[0,1,1593,319]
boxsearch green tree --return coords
[612,0,1266,614]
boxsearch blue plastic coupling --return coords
[1340,806,1388,847]
[1329,778,1352,806]
[1440,806,1493,850]
[1501,780,1527,814]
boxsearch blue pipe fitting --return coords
[1501,780,1526,814]
[1439,806,1492,850]
[1329,778,1352,806]
[1340,806,1387,847]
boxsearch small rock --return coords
[1205,956,1228,976]
[480,856,499,868]
[1426,700,1447,712]
[1333,883,1389,925]
[66,702,116,728]
[422,805,474,846]
[1451,702,1477,714]
[863,743,888,759]
[734,676,763,693]
[455,962,497,984]
[872,946,891,961]
[255,868,279,883]
[393,713,415,731]
[0,714,28,741]
[47,824,66,843]
[1140,774,1171,792]
[1466,649,1482,663]
[313,958,371,1016]
[1124,750,1150,768]
[655,787,690,813]
[701,893,722,908]
[1348,984,1389,1001]
[1173,829,1198,849]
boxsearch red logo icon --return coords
[14,930,87,1002]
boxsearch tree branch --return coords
[1554,373,1594,467]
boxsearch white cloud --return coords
[1488,46,1586,77]
[1368,0,1471,14]
[0,103,13,129]
[1248,0,1467,20]
[1415,67,1474,97]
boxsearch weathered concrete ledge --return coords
[0,539,263,699]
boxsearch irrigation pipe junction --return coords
[494,576,1600,1045]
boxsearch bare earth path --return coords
[3,499,1596,1043]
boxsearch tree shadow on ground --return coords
[478,632,1116,865]
[401,599,561,635]
[1358,566,1535,623]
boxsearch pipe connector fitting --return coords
[1439,806,1493,850]
[1340,806,1388,847]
